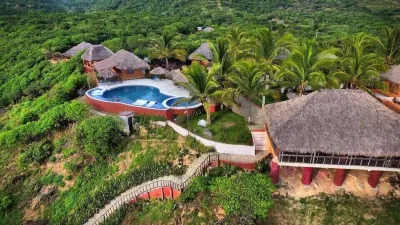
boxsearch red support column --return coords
[269,158,279,184]
[368,171,382,188]
[333,169,346,186]
[301,167,313,185]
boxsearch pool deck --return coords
[98,79,190,98]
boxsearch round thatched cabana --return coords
[381,65,400,96]
[150,67,169,75]
[166,69,188,83]
[63,42,93,58]
[187,43,213,61]
[81,45,114,62]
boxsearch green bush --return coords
[62,148,77,158]
[180,176,213,202]
[18,140,54,166]
[211,173,275,222]
[76,116,124,159]
[0,195,13,211]
[65,101,88,122]
[40,171,65,187]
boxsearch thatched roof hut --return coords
[94,49,150,71]
[188,43,213,61]
[63,42,93,58]
[150,67,169,75]
[97,69,118,79]
[264,89,400,157]
[166,69,188,83]
[81,45,114,62]
[381,65,400,85]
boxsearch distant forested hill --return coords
[1,0,400,17]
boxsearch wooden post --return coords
[368,170,382,188]
[269,157,279,184]
[333,169,346,186]
[301,167,313,185]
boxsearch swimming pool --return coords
[87,85,200,110]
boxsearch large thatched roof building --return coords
[188,43,213,61]
[264,89,400,187]
[265,89,400,158]
[94,49,150,80]
[381,65,400,96]
[63,42,93,58]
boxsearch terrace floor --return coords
[98,78,190,98]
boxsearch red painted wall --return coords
[86,96,200,120]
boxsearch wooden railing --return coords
[88,154,220,225]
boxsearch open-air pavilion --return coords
[263,89,400,188]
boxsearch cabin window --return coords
[127,69,134,74]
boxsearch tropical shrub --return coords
[0,194,13,211]
[75,116,124,159]
[18,140,54,166]
[211,173,275,223]
[40,171,65,187]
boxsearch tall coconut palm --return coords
[229,60,274,123]
[148,31,187,69]
[191,37,236,87]
[333,33,387,92]
[250,28,295,63]
[179,62,234,124]
[384,26,400,65]
[277,41,339,96]
[227,27,249,58]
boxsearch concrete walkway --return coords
[84,152,266,225]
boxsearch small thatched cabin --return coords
[81,45,114,73]
[188,43,212,65]
[263,89,400,187]
[94,49,150,80]
[166,69,187,83]
[381,65,400,96]
[63,42,93,58]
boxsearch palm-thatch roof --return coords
[166,69,188,83]
[381,65,400,85]
[264,89,400,157]
[97,69,118,79]
[150,67,169,75]
[188,43,213,61]
[81,45,114,62]
[94,49,150,72]
[63,42,93,58]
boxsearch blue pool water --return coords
[88,85,199,109]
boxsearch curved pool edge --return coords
[85,87,202,120]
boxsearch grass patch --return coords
[177,110,252,145]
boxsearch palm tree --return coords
[333,33,387,92]
[229,60,273,123]
[191,37,236,87]
[277,41,339,96]
[384,26,400,65]
[227,27,249,58]
[179,62,234,124]
[250,28,295,63]
[148,31,187,69]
